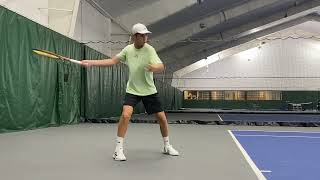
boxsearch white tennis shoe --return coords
[163,145,179,156]
[113,147,126,161]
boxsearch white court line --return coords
[261,170,272,173]
[217,114,223,121]
[234,134,320,139]
[228,130,267,180]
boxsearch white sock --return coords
[116,136,124,149]
[163,136,170,146]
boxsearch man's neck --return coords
[134,43,144,49]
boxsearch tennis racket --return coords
[32,49,82,65]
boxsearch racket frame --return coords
[32,49,82,65]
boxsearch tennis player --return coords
[81,23,179,161]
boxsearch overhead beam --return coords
[117,0,197,27]
[152,0,288,51]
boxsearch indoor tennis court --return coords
[1,1,320,180]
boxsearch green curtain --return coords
[0,6,82,132]
[155,79,183,110]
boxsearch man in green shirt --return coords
[82,23,179,161]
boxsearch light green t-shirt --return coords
[116,43,162,96]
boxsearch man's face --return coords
[134,33,148,47]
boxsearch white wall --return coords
[0,0,113,56]
[48,0,77,36]
[0,0,49,26]
[110,23,130,57]
[0,0,79,36]
[73,0,112,57]
[173,39,320,91]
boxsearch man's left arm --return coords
[146,63,164,73]
[146,47,165,73]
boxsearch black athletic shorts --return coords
[123,93,163,114]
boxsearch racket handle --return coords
[69,59,82,65]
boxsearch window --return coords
[247,91,260,100]
[211,91,224,100]
[184,91,198,100]
[224,91,245,100]
[184,90,282,100]
[198,91,210,100]
[247,91,281,100]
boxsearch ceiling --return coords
[93,0,158,17]
[175,19,320,77]
[88,0,320,76]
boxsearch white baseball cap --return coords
[131,23,151,35]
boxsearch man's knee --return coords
[121,105,133,121]
[122,113,131,120]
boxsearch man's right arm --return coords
[81,56,121,67]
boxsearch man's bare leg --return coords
[154,111,169,137]
[117,105,134,137]
[113,105,133,161]
[155,111,179,156]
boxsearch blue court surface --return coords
[229,130,320,180]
